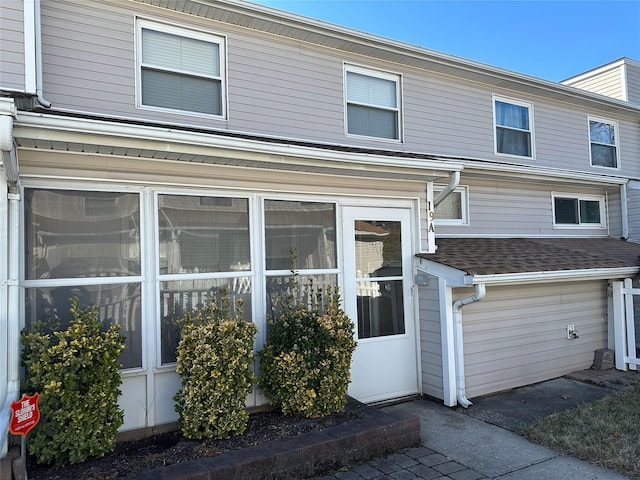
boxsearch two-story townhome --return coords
[2,0,640,456]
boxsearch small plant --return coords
[21,298,125,465]
[259,278,356,417]
[174,290,258,440]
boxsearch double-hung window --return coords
[552,193,605,228]
[494,96,533,157]
[589,116,619,169]
[137,19,226,117]
[345,65,401,141]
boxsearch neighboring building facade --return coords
[1,0,640,456]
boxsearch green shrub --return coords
[259,279,356,417]
[21,298,125,465]
[173,291,258,440]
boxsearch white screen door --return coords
[342,206,418,403]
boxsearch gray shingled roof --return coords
[417,237,640,276]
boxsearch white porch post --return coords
[440,280,456,406]
[612,280,627,371]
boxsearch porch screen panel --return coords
[264,200,336,271]
[157,194,251,365]
[23,189,142,368]
[264,200,337,318]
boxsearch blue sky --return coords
[250,1,640,82]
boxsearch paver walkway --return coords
[315,368,639,479]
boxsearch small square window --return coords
[552,193,605,228]
[433,185,469,225]
[345,65,401,141]
[137,19,226,117]
[589,117,619,169]
[494,97,533,157]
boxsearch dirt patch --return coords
[26,400,365,480]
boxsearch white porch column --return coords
[612,280,627,371]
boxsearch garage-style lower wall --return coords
[457,281,608,398]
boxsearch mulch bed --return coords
[26,400,366,480]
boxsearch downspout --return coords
[0,100,19,458]
[620,183,629,240]
[453,283,486,408]
[434,171,460,207]
[25,0,52,107]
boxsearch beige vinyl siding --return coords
[626,62,640,105]
[628,182,640,241]
[38,1,640,178]
[0,0,26,91]
[435,177,611,237]
[563,64,626,101]
[457,281,608,399]
[606,186,623,238]
[419,276,444,400]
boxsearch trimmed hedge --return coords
[260,280,356,417]
[174,291,258,439]
[21,298,125,465]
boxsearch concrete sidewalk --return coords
[316,371,639,480]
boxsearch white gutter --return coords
[463,267,639,286]
[621,183,629,240]
[14,113,464,176]
[0,100,19,458]
[434,171,460,207]
[462,160,627,186]
[452,283,486,408]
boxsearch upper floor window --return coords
[494,96,533,157]
[345,65,401,141]
[589,117,619,169]
[552,193,605,228]
[433,185,469,225]
[137,19,226,117]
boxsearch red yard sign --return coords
[9,393,40,436]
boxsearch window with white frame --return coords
[552,193,605,228]
[137,19,226,117]
[433,185,469,225]
[494,97,533,157]
[345,65,401,141]
[589,116,619,169]
[23,189,143,369]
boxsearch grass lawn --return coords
[522,384,640,479]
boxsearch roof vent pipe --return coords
[453,283,486,408]
[434,171,460,208]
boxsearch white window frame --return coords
[344,64,402,142]
[493,95,535,158]
[551,192,606,229]
[588,115,620,170]
[135,18,227,119]
[433,185,469,226]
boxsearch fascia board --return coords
[460,162,628,186]
[467,267,640,286]
[14,113,463,180]
[416,257,469,286]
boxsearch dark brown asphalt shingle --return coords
[417,237,640,276]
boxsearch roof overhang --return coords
[13,112,463,182]
[417,257,639,287]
